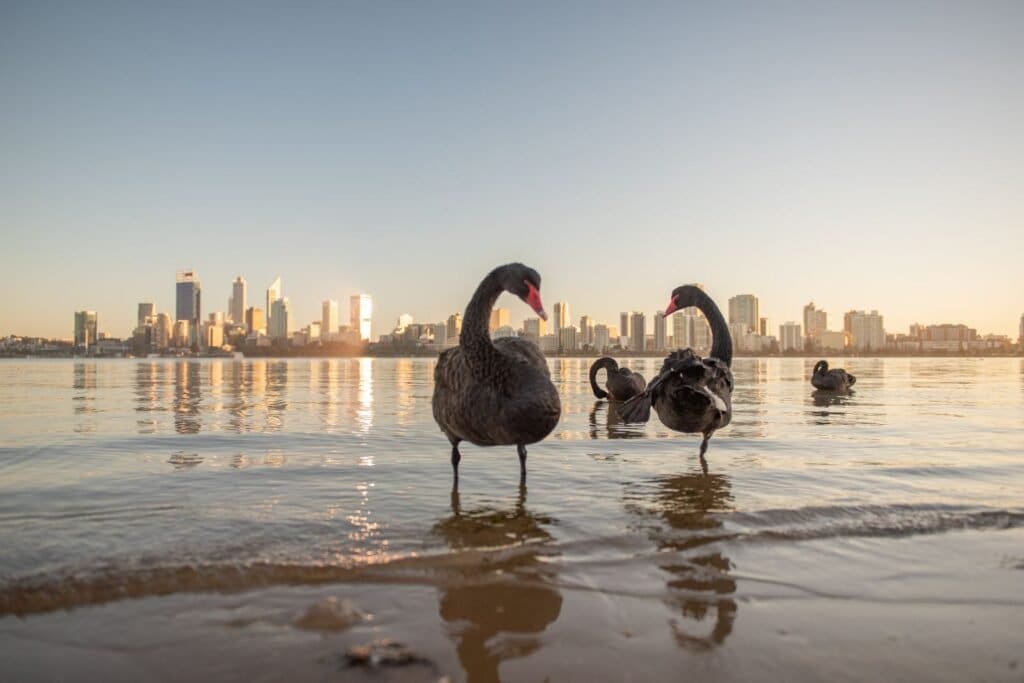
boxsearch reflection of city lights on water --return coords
[356,358,374,435]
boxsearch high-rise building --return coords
[620,312,630,346]
[558,325,579,352]
[489,308,510,332]
[154,313,171,349]
[172,320,190,347]
[446,313,462,340]
[553,302,570,331]
[269,298,291,340]
[350,294,373,341]
[803,302,828,344]
[673,310,711,352]
[74,311,98,351]
[728,295,759,336]
[593,324,610,351]
[245,307,266,335]
[759,317,769,337]
[322,299,339,337]
[579,315,594,347]
[779,322,803,351]
[175,270,201,346]
[1019,313,1024,346]
[230,276,246,324]
[847,310,886,351]
[653,312,667,351]
[629,312,646,352]
[433,323,447,346]
[137,303,155,328]
[266,276,281,330]
[523,318,544,339]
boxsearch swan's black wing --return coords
[616,357,686,423]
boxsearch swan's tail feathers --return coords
[617,393,652,424]
[847,373,857,387]
[588,357,618,399]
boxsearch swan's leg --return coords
[450,442,462,479]
[517,444,528,480]
[698,434,711,475]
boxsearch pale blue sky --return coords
[2,1,1022,339]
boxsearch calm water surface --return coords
[1,358,1022,681]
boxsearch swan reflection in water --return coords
[431,485,562,683]
[624,471,737,650]
[588,400,645,439]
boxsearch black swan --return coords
[811,360,856,392]
[619,285,733,472]
[432,263,561,483]
[589,357,646,402]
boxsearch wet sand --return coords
[3,524,1022,682]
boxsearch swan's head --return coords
[664,285,704,316]
[813,360,829,375]
[501,263,547,321]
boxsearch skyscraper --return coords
[322,299,339,336]
[653,312,667,351]
[175,270,201,346]
[1020,313,1024,346]
[74,311,98,351]
[350,294,373,341]
[553,302,570,331]
[593,324,610,352]
[154,313,171,349]
[137,303,155,328]
[847,310,886,351]
[245,307,266,335]
[620,312,630,346]
[779,322,803,351]
[230,276,246,325]
[803,302,827,344]
[489,308,510,332]
[728,294,759,335]
[446,313,462,340]
[269,298,291,340]
[522,318,543,340]
[266,276,281,330]
[630,312,646,352]
[579,315,594,347]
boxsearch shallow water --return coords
[1,357,1023,681]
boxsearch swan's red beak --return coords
[664,297,679,317]
[525,281,547,321]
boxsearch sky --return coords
[2,1,1022,339]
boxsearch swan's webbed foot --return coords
[517,444,527,481]
[698,434,712,475]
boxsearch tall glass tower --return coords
[175,270,202,346]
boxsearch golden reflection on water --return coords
[432,486,562,683]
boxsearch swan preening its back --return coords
[811,360,856,392]
[619,285,734,472]
[431,263,561,483]
[589,357,645,402]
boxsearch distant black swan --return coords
[589,357,646,402]
[619,285,733,472]
[811,360,856,392]
[432,263,561,483]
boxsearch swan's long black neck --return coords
[675,286,733,367]
[459,268,506,364]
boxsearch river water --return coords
[1,357,1022,682]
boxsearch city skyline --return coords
[3,3,1022,338]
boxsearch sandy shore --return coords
[3,527,1022,682]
